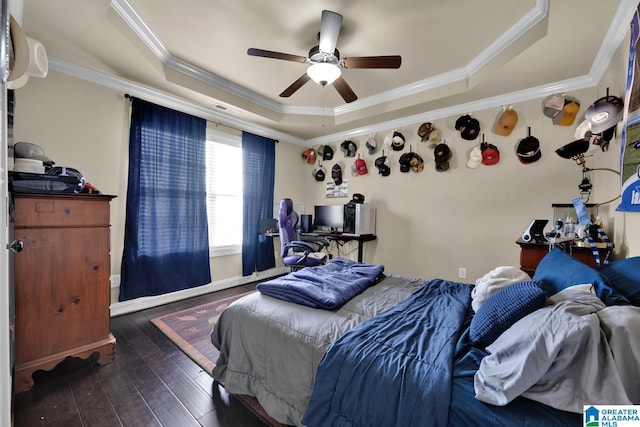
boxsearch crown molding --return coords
[50,0,636,146]
[109,0,168,61]
[465,0,548,76]
[109,0,550,118]
[589,0,637,80]
[110,0,282,113]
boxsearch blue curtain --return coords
[242,131,276,276]
[119,98,211,301]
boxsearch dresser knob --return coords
[7,240,23,253]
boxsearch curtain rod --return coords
[123,93,279,143]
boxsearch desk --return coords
[302,233,377,263]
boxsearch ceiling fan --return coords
[247,10,402,103]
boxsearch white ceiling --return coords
[18,0,637,144]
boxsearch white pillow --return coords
[471,266,531,312]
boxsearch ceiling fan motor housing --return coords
[308,45,340,64]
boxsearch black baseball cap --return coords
[517,136,541,164]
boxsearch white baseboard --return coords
[109,267,287,317]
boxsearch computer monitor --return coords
[313,205,344,231]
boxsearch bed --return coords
[211,252,640,426]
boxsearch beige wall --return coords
[298,87,624,280]
[12,76,309,283]
[13,72,130,278]
[12,35,640,289]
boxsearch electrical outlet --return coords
[458,267,467,279]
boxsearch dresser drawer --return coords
[13,194,112,228]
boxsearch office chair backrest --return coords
[278,198,300,257]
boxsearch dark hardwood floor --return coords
[12,283,271,427]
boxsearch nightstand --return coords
[516,238,612,277]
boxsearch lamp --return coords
[306,62,341,86]
[556,139,620,205]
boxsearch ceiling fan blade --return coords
[343,56,402,69]
[247,48,306,63]
[280,74,311,97]
[333,76,357,103]
[318,10,343,54]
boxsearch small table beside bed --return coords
[211,251,640,426]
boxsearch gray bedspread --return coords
[211,273,426,426]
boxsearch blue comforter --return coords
[302,279,471,427]
[256,258,385,310]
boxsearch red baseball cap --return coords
[355,158,368,175]
[481,142,500,166]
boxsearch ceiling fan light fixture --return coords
[306,62,341,86]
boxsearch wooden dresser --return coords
[12,192,116,393]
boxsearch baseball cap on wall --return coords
[574,119,616,150]
[467,146,482,169]
[481,142,500,166]
[331,164,343,185]
[418,122,434,142]
[365,135,377,155]
[355,157,368,175]
[301,148,316,164]
[555,99,580,126]
[398,152,413,173]
[391,131,406,151]
[493,107,518,136]
[585,95,624,134]
[427,128,441,147]
[543,95,564,120]
[574,120,591,139]
[434,143,452,171]
[340,140,358,157]
[455,114,480,140]
[312,165,326,181]
[517,129,541,164]
[374,155,391,176]
[399,152,424,173]
[384,132,394,147]
[318,144,334,160]
[410,153,424,172]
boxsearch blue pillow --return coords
[597,257,640,306]
[533,247,629,306]
[470,280,547,348]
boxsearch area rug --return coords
[151,290,289,426]
[150,291,254,374]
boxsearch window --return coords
[205,128,243,256]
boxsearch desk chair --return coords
[278,198,328,271]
